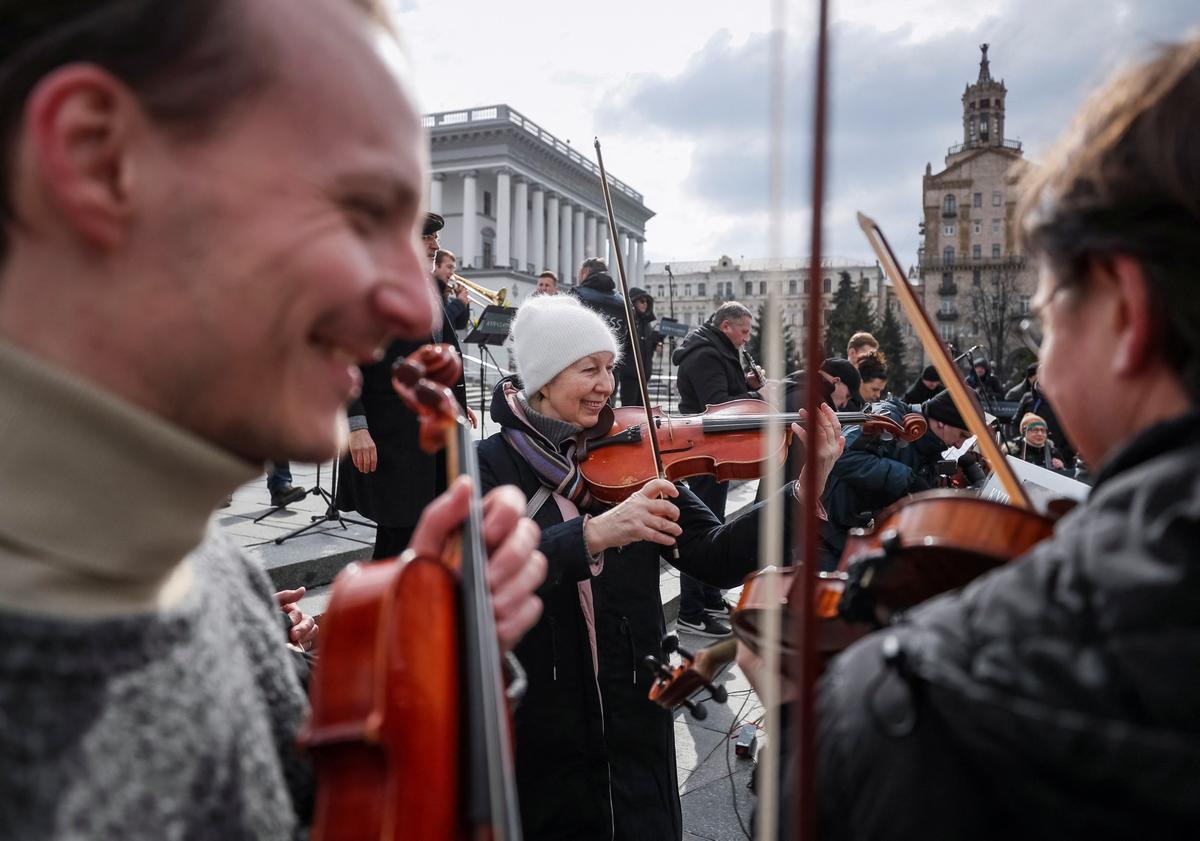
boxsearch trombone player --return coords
[337,214,476,559]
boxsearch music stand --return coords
[657,317,689,412]
[464,304,515,437]
[269,458,374,545]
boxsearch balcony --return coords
[947,137,1024,157]
[938,282,958,296]
[936,310,960,321]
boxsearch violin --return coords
[578,399,926,504]
[300,345,522,841]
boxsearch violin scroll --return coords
[392,344,463,454]
[858,412,927,444]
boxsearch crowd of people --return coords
[3,3,1200,840]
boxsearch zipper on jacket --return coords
[619,616,636,686]
[549,616,559,681]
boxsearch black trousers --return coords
[679,475,728,621]
[372,524,416,561]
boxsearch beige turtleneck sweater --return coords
[0,338,259,617]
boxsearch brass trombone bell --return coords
[448,274,508,308]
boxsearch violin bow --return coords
[794,0,833,838]
[593,139,680,559]
[855,213,1034,510]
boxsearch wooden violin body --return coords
[579,399,926,504]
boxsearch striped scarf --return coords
[498,380,609,513]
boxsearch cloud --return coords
[599,0,1200,264]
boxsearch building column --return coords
[430,173,444,214]
[513,176,528,274]
[597,225,609,272]
[573,208,586,271]
[560,199,574,281]
[585,213,598,258]
[635,237,645,287]
[626,233,637,286]
[546,192,560,278]
[495,167,511,271]
[461,170,477,267]
[617,230,628,275]
[530,185,545,273]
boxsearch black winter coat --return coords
[819,397,946,568]
[901,378,943,404]
[815,409,1200,839]
[571,272,628,356]
[672,324,760,414]
[336,290,467,527]
[476,392,782,841]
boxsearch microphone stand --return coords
[269,458,374,545]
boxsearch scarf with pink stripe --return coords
[499,380,610,514]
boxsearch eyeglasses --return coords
[1017,316,1043,354]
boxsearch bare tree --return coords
[967,261,1024,369]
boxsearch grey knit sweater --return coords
[0,530,313,840]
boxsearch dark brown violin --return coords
[300,344,522,841]
[579,398,927,504]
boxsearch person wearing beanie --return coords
[966,355,1005,401]
[1004,412,1066,471]
[475,293,846,841]
[1005,360,1040,402]
[818,385,974,568]
[902,363,944,403]
[615,287,662,407]
[781,357,862,413]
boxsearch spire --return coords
[978,43,992,83]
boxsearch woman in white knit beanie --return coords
[475,291,846,840]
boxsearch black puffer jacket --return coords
[815,409,1200,839]
[477,380,785,841]
[571,271,628,356]
[672,324,759,414]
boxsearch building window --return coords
[483,191,493,217]
[972,269,981,285]
[972,244,981,260]
[744,281,753,295]
[938,323,958,343]
[684,283,692,297]
[1019,295,1031,315]
[788,279,797,295]
[804,279,810,294]
[658,285,665,298]
[482,240,493,269]
[940,296,955,314]
[823,277,832,293]
[973,220,982,235]
[992,191,1002,207]
[943,247,955,265]
[759,281,767,295]
[697,282,706,297]
[943,194,957,215]
[973,192,982,208]
[944,224,955,236]
[992,244,1001,258]
[992,218,1001,234]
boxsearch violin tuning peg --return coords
[660,633,679,654]
[643,655,673,681]
[709,684,728,704]
[676,644,696,663]
[682,699,708,721]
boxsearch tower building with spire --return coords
[917,45,1037,374]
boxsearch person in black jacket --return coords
[478,293,843,841]
[570,258,628,383]
[336,215,475,558]
[1003,412,1065,471]
[965,355,1004,402]
[671,301,761,633]
[1004,361,1038,401]
[901,364,943,403]
[749,40,1200,839]
[616,286,661,406]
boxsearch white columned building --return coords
[495,168,511,270]
[635,238,645,287]
[625,234,637,285]
[460,170,478,266]
[425,104,654,366]
[617,231,628,273]
[559,200,573,280]
[530,185,545,273]
[430,173,444,214]
[513,176,528,272]
[546,192,560,277]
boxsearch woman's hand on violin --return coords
[410,477,547,654]
[584,478,683,553]
[793,403,845,495]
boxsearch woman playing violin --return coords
[476,294,844,841]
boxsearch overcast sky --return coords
[391,0,1197,267]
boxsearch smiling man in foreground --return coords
[0,2,544,838]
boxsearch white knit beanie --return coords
[511,294,622,397]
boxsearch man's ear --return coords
[1106,255,1155,377]
[25,64,139,250]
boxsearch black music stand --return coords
[656,317,688,411]
[464,305,515,437]
[269,458,374,544]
